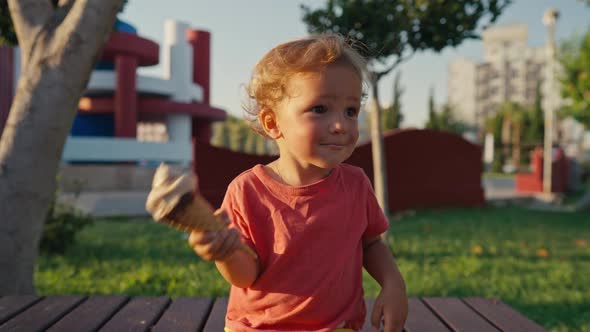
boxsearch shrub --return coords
[40,198,93,255]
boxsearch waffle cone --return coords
[163,193,257,259]
[163,193,221,232]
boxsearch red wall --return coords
[194,129,485,212]
[193,142,276,208]
[347,129,484,211]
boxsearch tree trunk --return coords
[575,124,590,211]
[512,123,520,170]
[369,76,388,214]
[0,0,123,295]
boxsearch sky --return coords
[121,0,590,128]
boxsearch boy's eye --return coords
[345,107,359,118]
[310,105,327,114]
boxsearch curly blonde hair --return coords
[243,33,368,136]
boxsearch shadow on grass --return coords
[507,300,590,331]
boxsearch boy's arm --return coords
[189,228,260,288]
[363,236,408,331]
[215,246,260,288]
[363,236,405,289]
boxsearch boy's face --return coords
[273,63,362,170]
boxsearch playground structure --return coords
[0,19,225,166]
[0,18,487,215]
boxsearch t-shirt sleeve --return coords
[361,173,389,239]
[221,181,257,252]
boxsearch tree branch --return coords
[52,0,123,60]
[58,0,76,6]
[375,49,416,80]
[7,0,53,54]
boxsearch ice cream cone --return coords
[146,163,257,259]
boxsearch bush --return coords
[581,161,590,187]
[40,198,93,255]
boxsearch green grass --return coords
[36,206,590,332]
[482,172,515,179]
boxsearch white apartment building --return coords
[448,24,561,128]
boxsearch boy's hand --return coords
[371,282,408,332]
[187,209,242,262]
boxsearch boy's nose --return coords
[330,120,345,134]
[329,113,347,134]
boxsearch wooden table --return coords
[0,295,546,331]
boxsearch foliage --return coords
[523,82,545,147]
[301,0,512,210]
[425,87,438,129]
[211,115,275,155]
[559,26,590,127]
[425,88,469,135]
[301,0,511,78]
[40,197,93,255]
[36,207,590,331]
[0,0,128,46]
[483,100,545,171]
[381,71,403,131]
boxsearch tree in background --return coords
[560,27,590,129]
[485,112,506,172]
[211,115,275,155]
[0,0,124,295]
[0,0,128,46]
[301,0,512,212]
[560,24,590,209]
[499,101,527,169]
[211,121,230,149]
[425,87,468,135]
[381,71,403,131]
[439,103,469,135]
[484,101,537,172]
[425,87,438,129]
[524,82,545,147]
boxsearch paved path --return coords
[60,177,529,217]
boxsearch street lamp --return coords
[542,8,559,195]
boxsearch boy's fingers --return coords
[371,301,383,331]
[188,231,204,246]
[383,316,392,332]
[188,231,214,246]
[213,208,223,217]
[206,229,227,258]
[213,209,231,226]
[216,229,241,260]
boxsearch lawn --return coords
[36,206,590,332]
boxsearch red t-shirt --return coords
[222,163,389,332]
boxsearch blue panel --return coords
[71,114,115,137]
[115,19,137,34]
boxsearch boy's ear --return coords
[259,108,282,139]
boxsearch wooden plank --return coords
[98,296,169,332]
[0,296,40,325]
[46,295,128,332]
[202,297,228,332]
[463,298,547,332]
[423,297,500,332]
[0,295,84,332]
[405,298,451,332]
[151,297,214,332]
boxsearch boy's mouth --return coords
[320,143,348,150]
